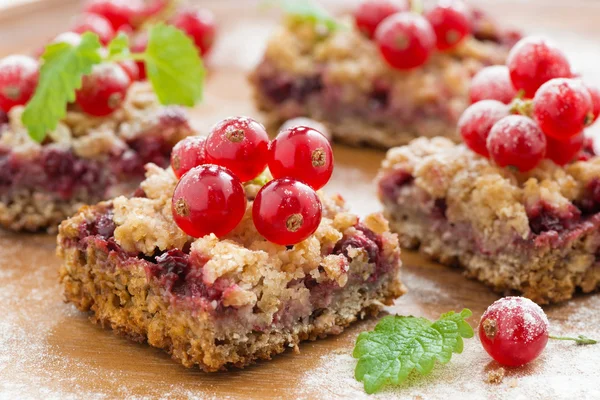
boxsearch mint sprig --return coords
[22,33,102,142]
[353,309,474,394]
[22,24,204,143]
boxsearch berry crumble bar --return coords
[0,83,194,232]
[250,9,519,148]
[378,137,600,304]
[58,164,404,371]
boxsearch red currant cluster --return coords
[353,0,472,70]
[460,36,600,171]
[0,0,216,117]
[170,117,334,246]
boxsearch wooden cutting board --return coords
[1,1,600,399]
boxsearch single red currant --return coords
[0,55,39,112]
[533,78,593,140]
[205,116,270,182]
[252,178,322,246]
[545,132,584,166]
[75,63,131,117]
[584,82,600,123]
[506,36,572,98]
[353,0,408,39]
[479,296,549,367]
[84,0,144,30]
[269,126,334,190]
[469,65,517,105]
[486,115,547,172]
[374,12,436,70]
[130,34,148,80]
[172,165,247,238]
[51,32,83,46]
[171,136,208,178]
[425,0,471,51]
[458,100,509,157]
[171,9,217,55]
[71,13,115,45]
[118,60,140,81]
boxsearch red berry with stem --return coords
[269,126,334,190]
[171,9,217,55]
[425,0,471,51]
[479,296,549,367]
[71,13,115,45]
[584,82,600,123]
[130,34,147,80]
[353,0,408,39]
[205,116,270,182]
[486,115,547,172]
[252,178,322,246]
[75,63,131,117]
[375,12,436,70]
[545,132,584,166]
[533,78,593,140]
[458,100,509,157]
[470,65,517,104]
[84,0,144,30]
[0,55,39,112]
[118,60,140,81]
[506,36,572,98]
[172,165,247,238]
[171,136,208,178]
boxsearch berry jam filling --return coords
[527,202,581,235]
[378,170,414,201]
[260,74,323,104]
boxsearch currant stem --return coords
[549,334,598,345]
[410,0,423,14]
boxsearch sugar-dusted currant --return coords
[84,0,144,30]
[118,60,140,82]
[252,178,323,246]
[545,132,584,166]
[424,0,471,51]
[172,165,247,238]
[205,116,270,182]
[268,125,334,190]
[469,65,517,105]
[353,0,408,39]
[486,115,546,172]
[584,82,600,123]
[170,136,207,178]
[171,9,217,55]
[130,34,148,80]
[71,13,115,45]
[75,63,131,117]
[458,100,509,157]
[0,55,39,112]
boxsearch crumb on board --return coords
[508,378,519,388]
[486,368,506,384]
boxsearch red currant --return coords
[545,132,584,166]
[0,55,39,112]
[0,109,8,124]
[584,82,600,123]
[486,115,547,172]
[425,0,471,51]
[375,12,436,70]
[75,63,131,117]
[118,60,140,81]
[479,296,549,367]
[252,178,322,246]
[71,13,115,45]
[205,116,270,182]
[469,65,517,105]
[84,0,144,30]
[171,9,217,55]
[141,0,169,19]
[458,100,509,157]
[172,165,247,238]
[353,0,408,39]
[52,32,83,46]
[506,36,572,98]
[171,136,207,178]
[533,78,593,140]
[131,34,148,80]
[269,126,334,190]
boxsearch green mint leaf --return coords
[353,309,474,394]
[107,33,130,58]
[142,23,204,106]
[22,32,102,142]
[267,0,340,31]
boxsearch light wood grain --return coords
[1,1,600,399]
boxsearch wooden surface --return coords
[2,1,600,399]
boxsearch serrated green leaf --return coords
[22,32,102,142]
[107,33,130,58]
[142,23,204,106]
[353,309,474,394]
[267,0,340,31]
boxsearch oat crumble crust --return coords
[58,165,404,371]
[378,137,600,304]
[0,83,195,232]
[249,16,517,148]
